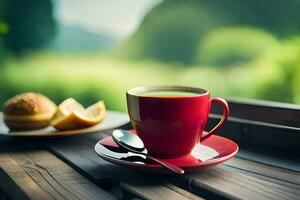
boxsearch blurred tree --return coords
[256,62,295,103]
[197,27,280,66]
[256,39,300,103]
[0,0,7,59]
[205,0,300,37]
[3,0,56,55]
[121,0,300,64]
[120,0,228,64]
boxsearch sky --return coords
[54,0,162,39]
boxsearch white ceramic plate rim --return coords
[0,111,129,137]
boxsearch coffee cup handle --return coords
[200,98,229,141]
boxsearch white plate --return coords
[0,111,129,137]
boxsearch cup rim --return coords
[126,86,210,98]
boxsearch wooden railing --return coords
[207,98,300,171]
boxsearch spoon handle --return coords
[146,155,185,174]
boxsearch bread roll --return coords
[3,92,57,130]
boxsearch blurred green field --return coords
[1,39,299,111]
[1,0,299,111]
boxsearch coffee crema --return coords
[139,90,200,97]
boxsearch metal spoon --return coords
[112,129,185,174]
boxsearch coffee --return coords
[139,89,200,97]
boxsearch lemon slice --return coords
[51,98,106,130]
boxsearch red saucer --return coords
[94,131,238,174]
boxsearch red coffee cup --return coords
[126,86,229,158]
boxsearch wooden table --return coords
[0,100,299,200]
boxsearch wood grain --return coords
[211,99,300,128]
[121,183,204,200]
[0,149,116,200]
[47,132,209,199]
[237,147,300,172]
[0,167,30,200]
[0,105,298,200]
[207,114,300,152]
[47,131,300,200]
[224,157,300,187]
[184,167,300,200]
[48,133,167,184]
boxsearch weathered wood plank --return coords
[206,116,300,172]
[207,115,300,153]
[211,99,300,128]
[121,183,204,200]
[103,119,300,171]
[224,157,300,187]
[0,167,30,200]
[183,167,300,200]
[48,132,169,183]
[0,149,116,200]
[0,153,55,200]
[47,132,209,200]
[47,134,117,187]
[236,146,300,172]
[47,131,300,200]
